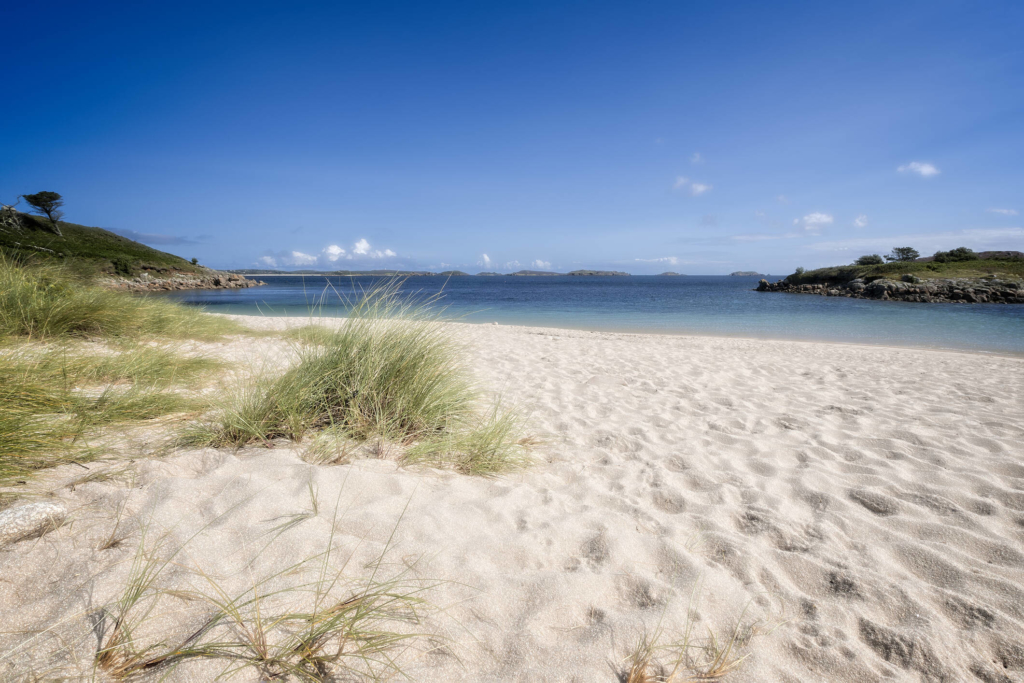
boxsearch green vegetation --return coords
[0,342,219,485]
[0,254,240,340]
[0,211,204,277]
[785,252,1024,285]
[933,246,977,262]
[884,247,920,262]
[188,282,531,475]
[0,255,239,486]
[20,192,65,235]
[854,254,884,265]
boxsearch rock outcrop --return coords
[104,270,266,293]
[756,276,1024,304]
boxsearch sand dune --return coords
[2,317,1023,681]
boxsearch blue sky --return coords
[3,0,1022,274]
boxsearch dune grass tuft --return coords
[0,342,219,485]
[190,281,532,475]
[621,583,776,682]
[96,507,432,680]
[0,252,241,341]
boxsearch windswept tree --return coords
[854,254,884,265]
[21,191,65,236]
[885,247,919,262]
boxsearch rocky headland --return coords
[104,270,265,293]
[756,275,1024,303]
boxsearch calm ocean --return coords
[156,275,1024,355]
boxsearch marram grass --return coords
[0,252,241,341]
[188,281,532,475]
[0,342,220,485]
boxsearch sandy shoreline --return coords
[2,316,1023,681]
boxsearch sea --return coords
[156,275,1024,355]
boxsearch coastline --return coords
[213,311,1024,359]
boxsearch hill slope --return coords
[0,212,203,276]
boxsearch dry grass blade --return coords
[94,495,437,680]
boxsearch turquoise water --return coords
[156,275,1024,355]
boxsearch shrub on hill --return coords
[854,254,884,265]
[932,246,977,263]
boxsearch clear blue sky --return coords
[3,0,1022,274]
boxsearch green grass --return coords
[0,342,220,486]
[784,258,1024,286]
[0,212,203,277]
[188,282,531,475]
[0,253,242,340]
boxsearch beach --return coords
[2,316,1023,681]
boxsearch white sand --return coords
[2,317,1023,681]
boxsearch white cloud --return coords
[286,251,318,266]
[635,256,679,265]
[352,238,371,255]
[478,253,492,267]
[257,255,277,267]
[323,244,346,261]
[988,208,1018,216]
[898,161,940,177]
[689,183,712,196]
[853,215,869,228]
[673,176,690,190]
[796,212,834,233]
[691,152,703,164]
[504,260,521,270]
[532,259,552,270]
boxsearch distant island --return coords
[508,269,630,276]
[730,271,764,277]
[658,272,684,276]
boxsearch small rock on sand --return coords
[0,502,67,547]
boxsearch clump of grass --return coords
[621,583,776,682]
[0,253,241,341]
[0,342,218,485]
[191,281,532,475]
[96,507,432,680]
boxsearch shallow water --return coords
[156,275,1024,354]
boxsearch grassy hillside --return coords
[0,212,202,277]
[786,256,1024,285]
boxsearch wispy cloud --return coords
[898,161,940,177]
[285,251,318,266]
[690,152,703,164]
[635,256,679,265]
[532,259,552,270]
[988,208,1018,216]
[853,215,869,228]
[673,177,712,196]
[478,253,492,267]
[257,255,277,267]
[504,260,521,270]
[110,228,201,245]
[731,232,802,242]
[808,227,1024,253]
[777,195,789,204]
